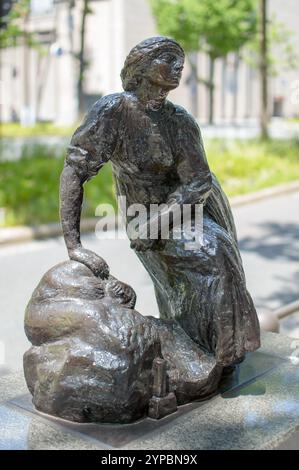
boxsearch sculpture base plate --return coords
[1,333,298,449]
[4,346,294,449]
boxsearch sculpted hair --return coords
[121,36,185,92]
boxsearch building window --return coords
[30,0,54,15]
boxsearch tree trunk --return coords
[260,0,269,139]
[187,52,199,118]
[36,52,51,120]
[245,58,253,119]
[22,11,30,125]
[232,52,240,122]
[208,55,215,125]
[221,56,227,121]
[78,0,89,116]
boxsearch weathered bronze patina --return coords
[24,37,260,423]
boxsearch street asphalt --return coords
[0,191,299,374]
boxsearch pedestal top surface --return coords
[0,332,298,450]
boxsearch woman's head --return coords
[121,36,185,92]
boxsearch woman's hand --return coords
[69,247,109,279]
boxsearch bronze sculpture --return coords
[24,37,260,423]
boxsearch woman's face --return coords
[144,50,184,90]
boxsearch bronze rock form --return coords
[24,261,221,423]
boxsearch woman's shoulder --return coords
[167,101,201,133]
[88,92,126,117]
[74,93,126,136]
[70,93,126,147]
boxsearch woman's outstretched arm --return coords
[60,161,109,278]
[59,93,123,275]
[60,163,83,253]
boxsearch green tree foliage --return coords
[149,0,257,59]
[0,0,37,48]
[149,0,257,122]
[245,13,299,75]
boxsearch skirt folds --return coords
[136,175,260,366]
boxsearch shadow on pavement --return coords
[239,222,299,263]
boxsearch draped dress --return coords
[66,92,260,367]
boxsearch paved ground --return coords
[0,191,299,373]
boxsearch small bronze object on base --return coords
[148,358,177,420]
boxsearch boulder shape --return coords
[24,261,222,423]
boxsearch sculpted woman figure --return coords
[60,36,260,371]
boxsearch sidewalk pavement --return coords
[0,190,298,374]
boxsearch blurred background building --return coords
[1,0,299,125]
